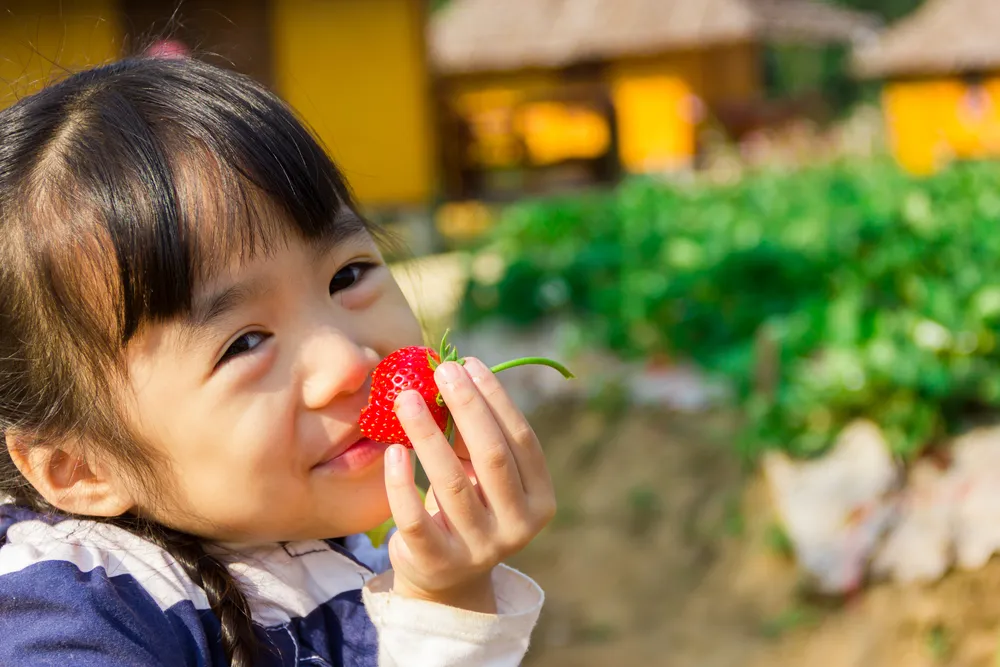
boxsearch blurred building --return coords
[430,0,878,202]
[855,0,1000,175]
[0,0,436,214]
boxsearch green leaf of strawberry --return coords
[358,329,574,447]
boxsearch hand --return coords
[383,356,557,613]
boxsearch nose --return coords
[299,328,380,410]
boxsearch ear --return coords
[5,431,135,517]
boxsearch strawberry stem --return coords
[434,330,573,379]
[490,357,575,379]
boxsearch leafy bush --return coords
[460,159,1000,460]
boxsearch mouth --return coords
[312,434,389,474]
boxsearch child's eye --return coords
[218,331,270,366]
[330,262,375,294]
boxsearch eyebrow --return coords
[184,224,372,333]
[188,277,269,332]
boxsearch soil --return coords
[512,399,1000,667]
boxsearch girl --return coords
[0,56,555,666]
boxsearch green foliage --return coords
[825,0,924,23]
[763,44,866,114]
[625,485,663,538]
[759,605,823,639]
[460,159,1000,460]
[926,624,953,663]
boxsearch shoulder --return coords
[0,505,219,666]
[1,506,210,610]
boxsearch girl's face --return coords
[123,222,422,543]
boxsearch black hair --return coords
[0,55,375,666]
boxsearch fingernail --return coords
[463,357,489,382]
[394,391,423,418]
[435,361,462,385]
[387,445,404,468]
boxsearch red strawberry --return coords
[359,345,451,447]
[359,330,575,448]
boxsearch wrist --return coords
[392,571,497,614]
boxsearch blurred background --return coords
[9,0,1000,665]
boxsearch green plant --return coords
[927,624,953,663]
[461,158,1000,461]
[765,522,795,560]
[625,485,662,537]
[760,604,824,638]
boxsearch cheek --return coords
[147,403,303,533]
[376,281,424,350]
[346,275,423,354]
[188,392,296,472]
[129,380,298,498]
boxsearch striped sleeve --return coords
[0,518,223,666]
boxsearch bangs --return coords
[10,57,369,347]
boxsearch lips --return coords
[311,432,389,474]
[313,433,363,469]
[310,383,382,472]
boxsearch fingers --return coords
[386,361,556,599]
[394,389,489,536]
[460,357,554,502]
[384,444,447,556]
[434,361,525,515]
[425,458,485,516]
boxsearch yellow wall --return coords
[441,44,762,177]
[607,44,760,173]
[271,0,435,207]
[514,101,610,166]
[0,1,121,106]
[883,77,1000,176]
[607,56,703,173]
[609,73,696,173]
[445,70,561,167]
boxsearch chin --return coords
[311,482,393,539]
[355,496,393,535]
[361,504,394,533]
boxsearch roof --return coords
[854,0,1000,79]
[430,0,881,76]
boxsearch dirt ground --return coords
[513,399,1000,667]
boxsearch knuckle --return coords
[473,544,502,568]
[499,527,531,555]
[396,516,429,539]
[387,470,408,490]
[412,427,441,445]
[507,420,537,447]
[441,470,470,497]
[536,495,558,525]
[398,411,436,439]
[407,419,447,445]
[450,383,478,408]
[483,445,511,472]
